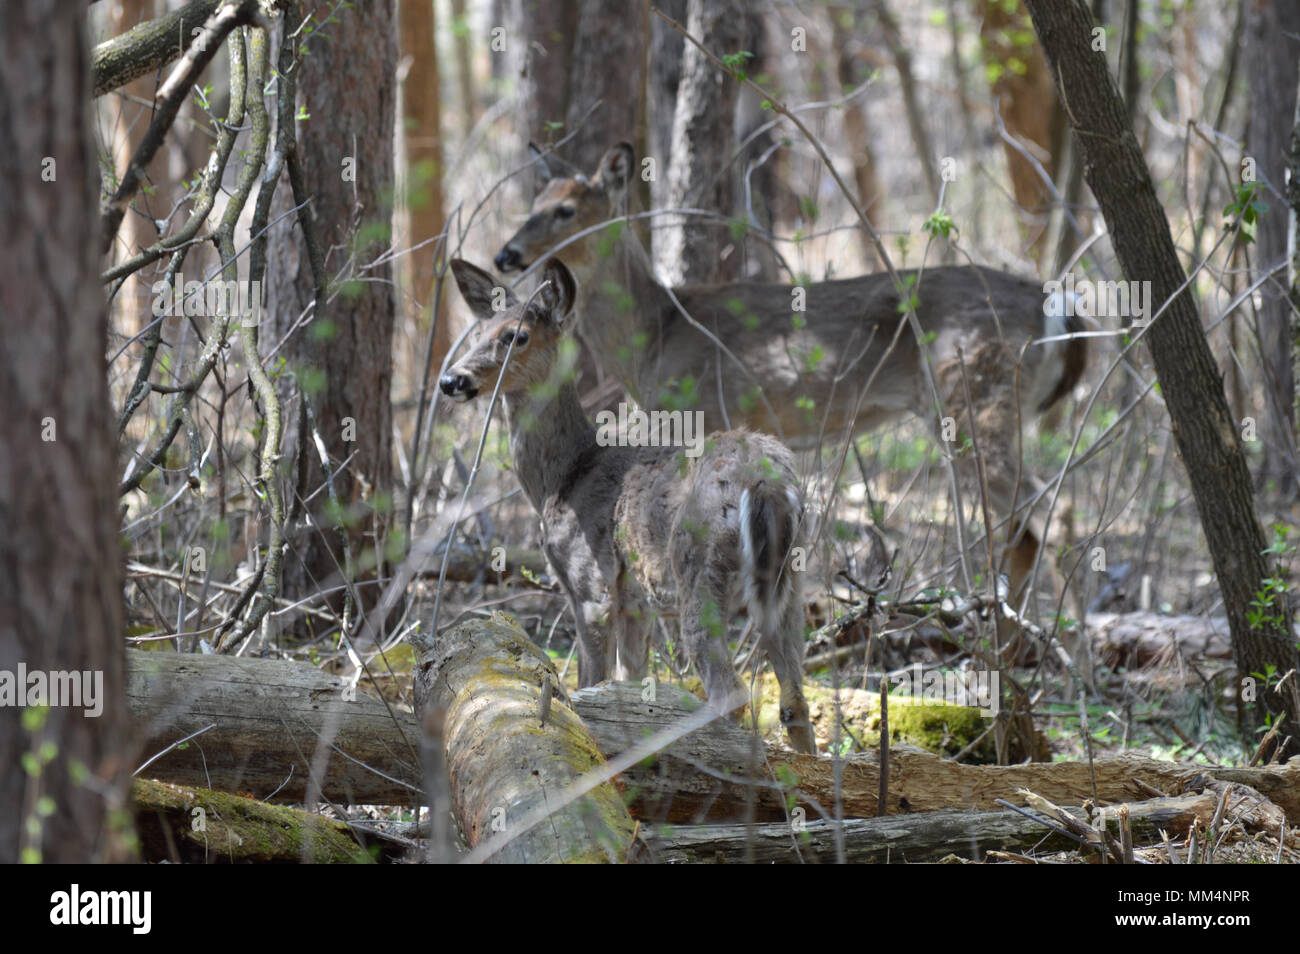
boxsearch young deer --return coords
[496,142,1091,664]
[441,257,817,753]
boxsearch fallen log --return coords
[421,542,552,587]
[1090,611,1233,668]
[126,648,421,805]
[639,791,1254,863]
[412,613,639,863]
[572,681,1300,825]
[125,650,1300,829]
[132,778,389,863]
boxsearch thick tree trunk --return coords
[265,3,399,640]
[1246,0,1300,496]
[657,0,742,286]
[0,0,133,863]
[412,614,639,863]
[563,0,647,175]
[510,0,576,160]
[1024,0,1300,759]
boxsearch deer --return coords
[494,142,1092,680]
[440,256,818,753]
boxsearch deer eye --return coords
[501,329,529,348]
[554,206,575,219]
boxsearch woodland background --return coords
[1,0,1298,864]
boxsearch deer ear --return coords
[451,259,517,321]
[528,142,579,183]
[535,259,577,325]
[593,142,634,198]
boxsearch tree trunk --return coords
[1246,0,1300,497]
[412,614,639,863]
[648,0,685,264]
[1290,61,1300,445]
[657,0,743,286]
[510,0,576,160]
[978,0,1067,260]
[1025,0,1300,759]
[449,0,475,138]
[872,0,941,206]
[563,0,647,175]
[0,0,133,863]
[265,3,399,641]
[830,3,885,268]
[398,0,452,376]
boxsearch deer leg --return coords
[760,595,817,754]
[610,576,651,682]
[680,583,747,717]
[546,545,609,686]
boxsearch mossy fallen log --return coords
[412,613,639,863]
[571,681,1300,825]
[132,778,386,863]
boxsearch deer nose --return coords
[440,373,475,399]
[494,246,522,272]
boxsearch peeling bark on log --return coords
[126,648,422,805]
[132,778,387,863]
[572,682,1300,825]
[640,792,1244,863]
[412,613,639,863]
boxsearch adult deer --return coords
[441,257,817,753]
[495,142,1090,653]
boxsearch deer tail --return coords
[739,481,801,635]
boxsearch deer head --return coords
[440,258,579,402]
[494,142,633,274]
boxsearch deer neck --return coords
[570,228,668,402]
[503,380,599,508]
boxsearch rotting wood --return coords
[639,790,1272,863]
[132,778,388,863]
[126,648,421,805]
[412,612,640,863]
[571,681,1300,825]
